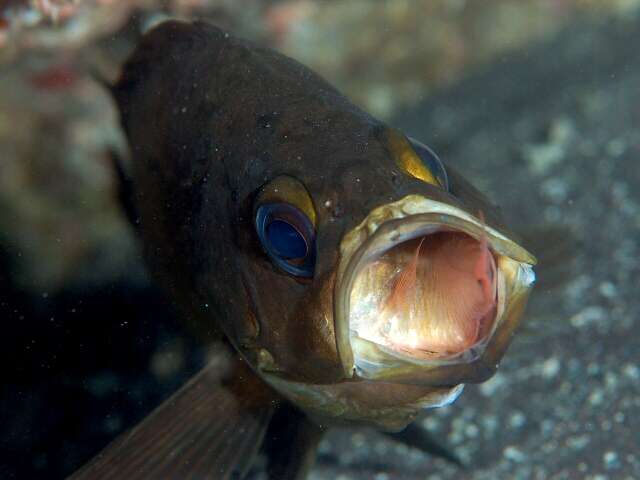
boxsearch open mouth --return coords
[334,195,536,381]
[349,230,497,360]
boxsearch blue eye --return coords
[256,203,316,277]
[266,220,308,259]
[408,137,449,191]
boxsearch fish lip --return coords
[333,194,536,383]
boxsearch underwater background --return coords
[1,1,639,479]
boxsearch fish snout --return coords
[333,195,536,386]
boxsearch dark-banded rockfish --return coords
[71,20,536,479]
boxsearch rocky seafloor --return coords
[1,4,639,480]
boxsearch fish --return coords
[71,19,536,479]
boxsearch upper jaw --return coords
[333,195,536,384]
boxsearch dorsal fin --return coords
[69,351,277,480]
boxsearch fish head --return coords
[236,120,536,428]
[333,128,537,386]
[113,20,536,429]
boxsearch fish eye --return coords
[407,137,449,191]
[256,203,316,277]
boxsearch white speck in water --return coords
[324,200,332,208]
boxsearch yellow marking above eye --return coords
[256,175,317,227]
[383,128,446,189]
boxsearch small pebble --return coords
[603,451,621,470]
[598,281,617,298]
[509,411,526,429]
[623,364,639,380]
[465,423,479,438]
[541,357,560,379]
[588,389,605,406]
[479,372,506,396]
[504,446,526,463]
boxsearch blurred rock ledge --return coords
[0,62,140,293]
[2,1,640,110]
[1,0,639,295]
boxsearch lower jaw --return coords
[261,371,465,430]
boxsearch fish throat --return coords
[349,230,498,359]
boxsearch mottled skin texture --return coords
[113,20,517,426]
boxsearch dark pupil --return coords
[266,220,307,259]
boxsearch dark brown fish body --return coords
[114,19,537,426]
[74,20,536,478]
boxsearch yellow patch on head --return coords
[383,128,443,188]
[256,175,317,227]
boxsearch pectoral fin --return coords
[69,352,277,480]
[382,421,464,468]
[263,404,326,480]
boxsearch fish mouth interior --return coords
[348,227,498,361]
[334,195,536,379]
